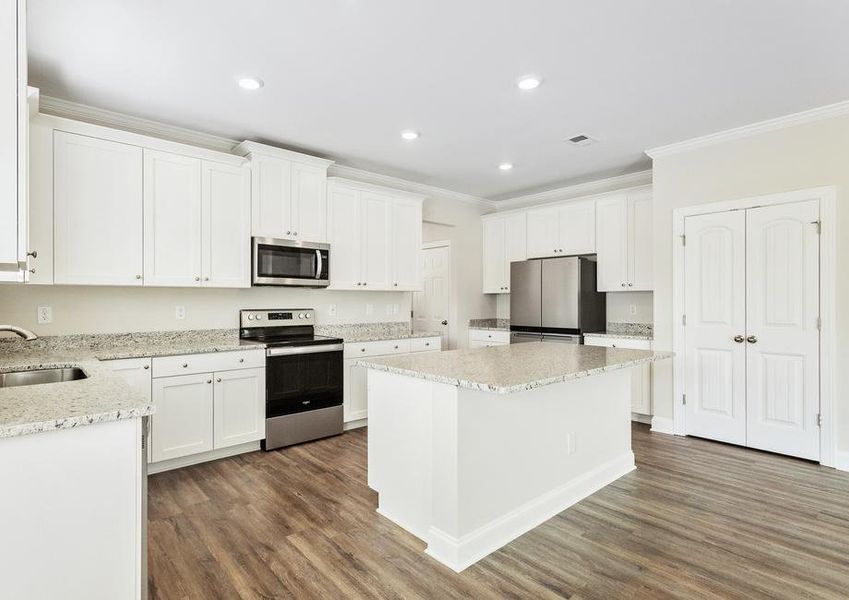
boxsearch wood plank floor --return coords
[148,424,849,599]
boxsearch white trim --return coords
[422,452,635,572]
[343,418,367,431]
[327,175,426,203]
[649,416,674,435]
[38,94,494,208]
[834,450,849,473]
[233,140,334,168]
[646,100,849,159]
[631,413,652,425]
[330,164,493,209]
[493,170,652,210]
[672,186,837,466]
[147,441,260,474]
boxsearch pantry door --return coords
[683,210,747,445]
[745,201,820,460]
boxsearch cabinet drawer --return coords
[344,339,411,358]
[410,337,441,352]
[152,349,265,378]
[583,337,652,351]
[469,329,510,344]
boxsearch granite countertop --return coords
[315,322,442,343]
[468,318,510,332]
[0,329,264,439]
[358,342,671,394]
[583,332,654,341]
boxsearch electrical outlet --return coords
[175,306,186,320]
[328,304,337,317]
[37,306,52,324]
[629,304,637,316]
[366,303,374,316]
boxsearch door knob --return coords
[441,320,448,325]
[746,335,758,344]
[733,335,744,343]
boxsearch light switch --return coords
[175,306,186,320]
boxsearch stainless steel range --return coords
[239,309,344,450]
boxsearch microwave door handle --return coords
[315,249,323,280]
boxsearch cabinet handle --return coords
[628,282,633,287]
[239,358,244,363]
[621,283,626,287]
[216,378,222,383]
[26,250,37,258]
[286,231,291,235]
[182,363,188,368]
[363,282,367,286]
[394,283,398,287]
[733,335,744,343]
[293,232,298,236]
[746,335,758,344]
[361,348,366,352]
[143,364,150,370]
[204,277,209,282]
[425,342,430,346]
[302,400,311,405]
[394,345,399,349]
[29,268,35,274]
[136,274,142,280]
[206,379,212,384]
[195,276,201,282]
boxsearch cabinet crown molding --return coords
[328,176,426,203]
[234,140,335,168]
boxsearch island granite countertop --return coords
[468,318,510,332]
[358,342,671,394]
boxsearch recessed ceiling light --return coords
[498,162,514,171]
[400,130,420,140]
[238,77,264,91]
[516,75,542,91]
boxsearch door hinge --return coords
[682,394,687,406]
[681,234,686,246]
[817,413,822,427]
[682,314,687,326]
[811,220,821,234]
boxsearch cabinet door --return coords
[558,200,596,255]
[151,373,214,462]
[344,358,368,422]
[54,132,144,285]
[390,199,422,290]
[290,162,327,242]
[360,191,392,289]
[202,161,250,288]
[504,212,527,292]
[106,358,153,463]
[213,367,265,449]
[631,363,652,414]
[482,217,506,293]
[327,185,362,289]
[143,150,202,286]
[595,195,628,292]
[627,193,653,291]
[250,154,291,238]
[525,206,560,258]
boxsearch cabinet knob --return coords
[361,348,366,352]
[26,250,37,258]
[206,379,212,384]
[425,342,430,346]
[182,363,188,368]
[394,283,398,287]
[293,232,298,236]
[621,283,626,287]
[286,231,291,235]
[239,358,244,363]
[394,345,399,349]
[29,268,36,274]
[746,335,758,344]
[363,282,367,286]
[733,335,744,343]
[216,377,222,383]
[204,277,209,282]
[195,276,201,282]
[143,364,150,370]
[628,282,633,287]
[136,274,142,280]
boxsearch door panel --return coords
[745,201,820,460]
[628,193,653,290]
[391,200,422,290]
[595,195,628,291]
[509,260,541,328]
[203,161,250,288]
[482,218,505,293]
[213,367,265,449]
[360,191,392,288]
[291,162,326,242]
[327,185,361,289]
[525,206,559,258]
[558,200,595,255]
[251,155,291,238]
[413,244,450,348]
[684,210,747,445]
[541,257,580,330]
[503,212,527,292]
[143,150,203,286]
[151,373,213,462]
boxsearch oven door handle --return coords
[315,249,323,280]
[266,344,344,357]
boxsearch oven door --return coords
[265,345,343,417]
[253,237,330,287]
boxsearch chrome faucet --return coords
[0,325,38,341]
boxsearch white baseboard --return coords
[631,413,652,425]
[834,450,849,472]
[423,452,636,572]
[650,416,674,435]
[148,441,260,474]
[344,418,367,431]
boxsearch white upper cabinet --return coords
[0,0,27,281]
[202,161,251,287]
[235,141,333,243]
[482,212,526,293]
[596,191,653,292]
[526,200,595,258]
[327,178,424,291]
[54,131,144,285]
[143,150,203,286]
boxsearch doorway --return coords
[413,241,451,349]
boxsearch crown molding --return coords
[645,99,849,159]
[39,94,239,153]
[37,94,494,209]
[329,164,495,209]
[494,170,652,210]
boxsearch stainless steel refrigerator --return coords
[509,256,606,344]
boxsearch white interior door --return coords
[745,201,820,460]
[683,210,747,445]
[413,243,450,348]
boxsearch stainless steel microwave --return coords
[252,237,330,287]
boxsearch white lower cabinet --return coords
[469,328,510,348]
[106,357,153,462]
[151,372,214,462]
[343,336,441,424]
[213,367,265,449]
[583,336,653,415]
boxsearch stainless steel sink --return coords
[0,367,88,388]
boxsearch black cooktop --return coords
[240,330,343,348]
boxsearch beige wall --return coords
[422,197,496,349]
[651,113,849,455]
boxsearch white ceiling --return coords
[27,0,849,200]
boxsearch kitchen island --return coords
[360,342,670,572]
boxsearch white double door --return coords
[684,200,820,460]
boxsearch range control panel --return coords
[240,309,314,327]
